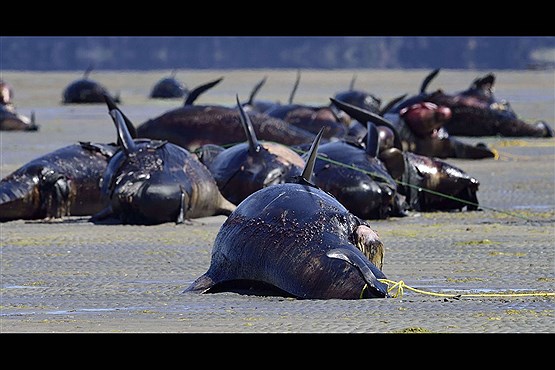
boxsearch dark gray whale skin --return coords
[0,142,117,222]
[91,96,235,225]
[150,70,187,99]
[137,78,317,151]
[311,140,406,220]
[185,128,389,300]
[62,68,120,104]
[184,182,389,299]
[329,98,482,213]
[387,69,553,138]
[400,151,480,212]
[137,105,318,151]
[198,96,306,206]
[0,105,38,131]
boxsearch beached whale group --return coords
[1,69,552,300]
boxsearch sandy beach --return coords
[1,69,554,333]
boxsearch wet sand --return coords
[1,69,554,333]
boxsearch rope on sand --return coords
[359,279,555,299]
[492,139,555,161]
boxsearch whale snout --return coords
[112,177,184,224]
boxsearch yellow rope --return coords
[491,140,555,161]
[495,140,555,148]
[366,279,555,299]
[491,147,500,160]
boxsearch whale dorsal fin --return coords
[420,68,440,94]
[103,93,137,140]
[296,127,325,185]
[246,76,268,106]
[28,111,39,131]
[365,121,379,158]
[110,110,136,155]
[379,93,408,115]
[83,65,94,79]
[349,74,357,91]
[184,77,224,106]
[236,94,261,155]
[329,97,403,151]
[288,70,301,105]
[103,94,137,154]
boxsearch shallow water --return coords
[1,69,554,333]
[1,68,554,169]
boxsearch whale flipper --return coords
[326,247,388,298]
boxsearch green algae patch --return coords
[0,304,40,309]
[447,277,485,283]
[23,280,47,286]
[36,318,78,324]
[489,209,555,221]
[505,309,553,317]
[489,251,526,257]
[393,327,433,333]
[496,139,530,147]
[455,239,498,246]
[383,229,420,238]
